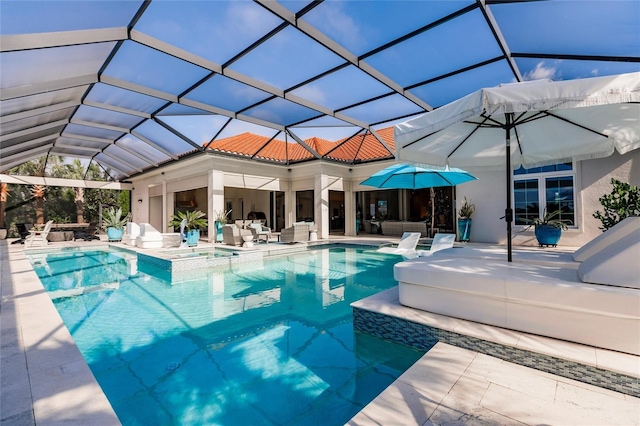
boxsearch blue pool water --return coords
[29,246,424,425]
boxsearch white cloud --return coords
[591,69,600,76]
[290,85,326,105]
[523,62,558,81]
[313,1,366,52]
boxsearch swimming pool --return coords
[29,246,424,425]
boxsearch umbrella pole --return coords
[430,187,435,237]
[505,113,514,262]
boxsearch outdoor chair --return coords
[416,233,456,256]
[25,220,53,248]
[73,222,99,241]
[11,223,31,244]
[122,222,140,245]
[135,223,163,249]
[222,224,252,246]
[249,223,271,244]
[280,223,311,243]
[376,232,421,255]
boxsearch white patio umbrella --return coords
[395,72,640,261]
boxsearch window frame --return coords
[512,162,578,229]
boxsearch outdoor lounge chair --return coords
[121,222,140,245]
[248,223,271,244]
[222,224,252,246]
[416,233,456,256]
[73,222,99,241]
[11,223,31,244]
[135,223,163,249]
[25,220,53,248]
[376,232,421,255]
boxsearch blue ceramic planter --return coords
[107,227,123,242]
[457,218,472,242]
[535,225,562,247]
[186,229,200,247]
[215,221,224,242]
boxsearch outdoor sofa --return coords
[380,221,428,237]
[280,222,317,243]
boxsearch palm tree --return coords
[64,159,86,223]
[31,184,46,224]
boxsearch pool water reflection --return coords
[30,246,424,425]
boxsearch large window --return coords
[513,163,575,226]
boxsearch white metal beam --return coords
[1,135,57,156]
[0,28,128,52]
[286,129,321,158]
[59,133,114,145]
[53,143,103,153]
[0,174,133,189]
[93,158,131,178]
[369,128,396,157]
[131,131,179,160]
[0,100,80,124]
[0,76,95,101]
[130,30,223,74]
[0,119,68,142]
[100,75,177,102]
[102,150,143,173]
[82,99,151,119]
[69,119,130,134]
[115,142,159,167]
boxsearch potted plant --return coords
[169,210,208,246]
[213,209,231,243]
[457,197,475,242]
[101,206,130,241]
[522,209,571,247]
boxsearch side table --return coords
[242,235,254,248]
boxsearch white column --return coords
[344,179,355,236]
[314,173,329,239]
[208,170,225,243]
[284,180,294,227]
[162,179,168,231]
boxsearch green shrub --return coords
[593,178,640,231]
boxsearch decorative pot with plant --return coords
[169,210,208,246]
[521,209,571,247]
[213,209,231,242]
[457,197,475,242]
[101,206,130,242]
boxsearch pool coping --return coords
[351,287,640,396]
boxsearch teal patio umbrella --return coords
[360,163,477,236]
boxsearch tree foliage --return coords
[593,178,640,231]
[2,157,130,237]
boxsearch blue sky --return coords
[1,0,638,175]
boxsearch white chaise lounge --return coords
[395,231,640,355]
[416,233,455,257]
[122,222,140,245]
[377,232,421,255]
[135,223,163,249]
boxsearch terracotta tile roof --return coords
[205,126,396,163]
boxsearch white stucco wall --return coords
[130,150,638,246]
[456,150,640,246]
